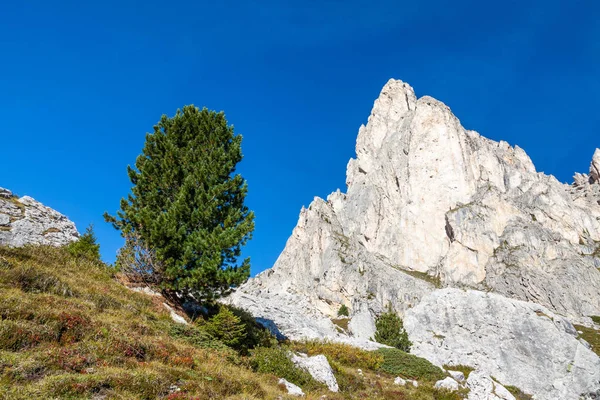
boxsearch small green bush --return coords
[591,315,600,325]
[229,305,278,352]
[377,348,445,382]
[66,225,101,262]
[338,304,349,317]
[372,305,411,351]
[249,346,320,389]
[199,305,277,354]
[203,307,247,349]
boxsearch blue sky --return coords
[1,1,598,275]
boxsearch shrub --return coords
[591,315,600,325]
[338,304,349,317]
[203,307,246,350]
[377,348,445,382]
[249,346,319,389]
[372,305,411,351]
[228,306,278,352]
[66,225,101,262]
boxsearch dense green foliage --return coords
[66,225,101,262]
[203,306,247,348]
[373,306,411,351]
[337,304,349,317]
[105,106,254,302]
[377,348,445,382]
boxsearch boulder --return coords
[278,378,304,397]
[447,370,465,382]
[404,289,600,400]
[393,377,406,386]
[434,377,459,391]
[291,353,338,392]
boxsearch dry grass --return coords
[0,245,474,399]
[0,246,285,399]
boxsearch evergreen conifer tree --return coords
[105,106,254,302]
[372,305,412,351]
[67,225,101,262]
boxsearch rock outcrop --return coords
[404,289,600,399]
[228,79,600,399]
[0,187,79,247]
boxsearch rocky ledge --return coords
[0,187,79,247]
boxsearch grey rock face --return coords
[405,289,600,400]
[228,79,600,397]
[466,371,516,400]
[0,190,79,247]
[590,149,600,184]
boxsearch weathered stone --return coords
[278,378,305,397]
[404,289,600,400]
[0,187,12,199]
[434,377,459,391]
[291,353,338,392]
[590,148,600,183]
[0,191,79,247]
[393,376,406,386]
[467,371,516,400]
[447,370,465,382]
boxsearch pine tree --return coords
[203,306,247,349]
[105,106,254,302]
[373,305,412,351]
[67,225,101,262]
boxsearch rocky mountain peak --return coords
[228,79,600,399]
[0,187,79,247]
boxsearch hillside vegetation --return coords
[0,245,470,399]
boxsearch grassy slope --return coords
[0,246,467,399]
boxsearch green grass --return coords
[377,348,445,382]
[574,324,600,357]
[590,315,600,325]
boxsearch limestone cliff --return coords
[228,79,600,399]
[0,187,79,247]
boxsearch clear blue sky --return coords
[1,1,598,275]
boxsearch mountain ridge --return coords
[229,79,600,399]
